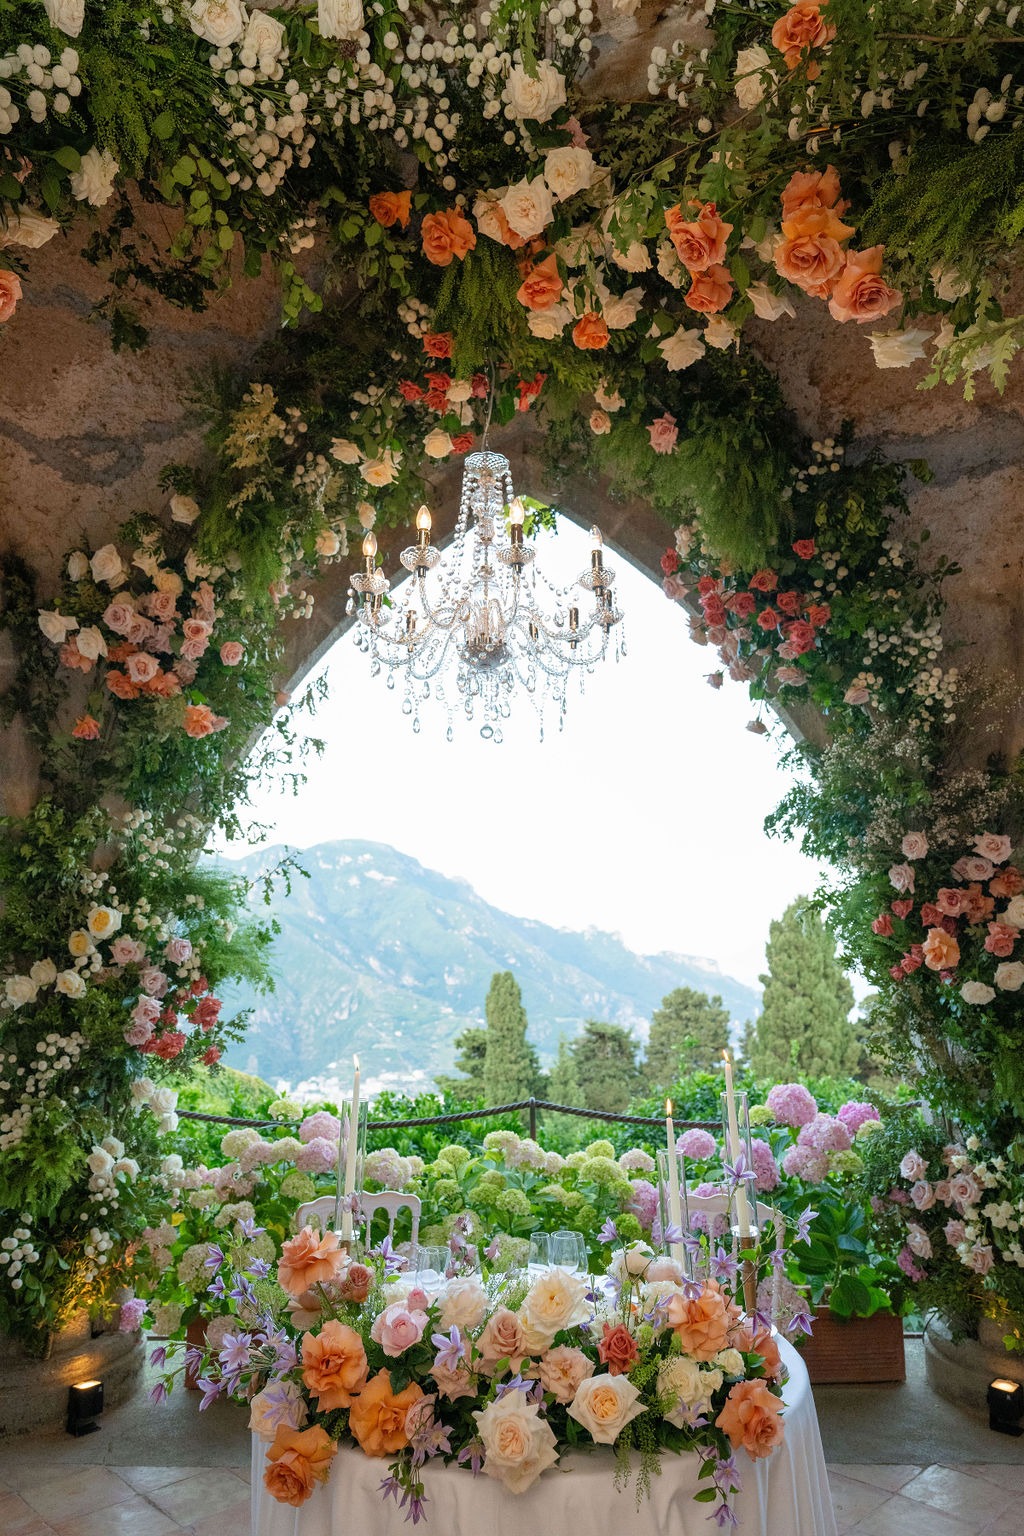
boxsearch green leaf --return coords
[151,111,176,141]
[52,146,82,172]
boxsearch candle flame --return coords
[353,1055,360,1071]
[665,1098,673,1115]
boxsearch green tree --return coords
[482,971,541,1105]
[548,1033,584,1108]
[748,900,859,1080]
[572,1020,638,1113]
[645,987,731,1089]
[435,1025,488,1100]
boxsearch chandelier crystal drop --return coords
[346,450,624,742]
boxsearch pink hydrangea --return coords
[118,1297,147,1332]
[836,1101,880,1136]
[294,1136,338,1174]
[689,1182,730,1238]
[797,1113,852,1155]
[676,1128,716,1161]
[781,1144,829,1184]
[765,1083,818,1128]
[298,1110,341,1145]
[750,1137,780,1192]
[897,1246,926,1282]
[627,1179,658,1231]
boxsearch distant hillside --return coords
[217,840,761,1095]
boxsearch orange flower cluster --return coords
[264,1425,337,1508]
[517,253,563,312]
[664,202,735,316]
[421,207,476,267]
[368,190,412,229]
[773,166,901,323]
[770,0,836,79]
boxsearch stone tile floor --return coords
[1,1460,1023,1535]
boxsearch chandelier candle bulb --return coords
[362,531,377,566]
[722,1051,754,1239]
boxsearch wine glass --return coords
[528,1233,551,1271]
[414,1244,448,1292]
[550,1229,588,1274]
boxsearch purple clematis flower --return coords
[218,1332,251,1373]
[237,1217,265,1240]
[794,1205,817,1245]
[204,1244,225,1270]
[458,1439,485,1475]
[431,1326,465,1374]
[149,1345,167,1368]
[149,1380,168,1405]
[197,1376,223,1412]
[597,1217,619,1244]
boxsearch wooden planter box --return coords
[796,1309,906,1384]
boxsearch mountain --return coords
[217,840,761,1096]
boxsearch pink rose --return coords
[180,639,208,661]
[933,1179,952,1205]
[174,659,199,685]
[662,574,689,602]
[124,1019,155,1047]
[0,269,23,323]
[144,590,178,622]
[899,1150,926,1181]
[974,833,1012,864]
[220,641,244,666]
[905,1222,932,1259]
[125,615,155,646]
[132,995,161,1026]
[165,937,193,965]
[537,1345,595,1404]
[648,412,678,455]
[943,1219,966,1246]
[966,1244,994,1275]
[909,1180,936,1211]
[126,652,160,685]
[952,856,994,882]
[369,1302,428,1357]
[985,922,1017,958]
[871,913,893,937]
[888,863,916,895]
[111,936,146,966]
[139,967,169,998]
[900,832,928,860]
[103,601,137,636]
[949,1172,981,1209]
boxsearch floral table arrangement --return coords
[152,1218,797,1528]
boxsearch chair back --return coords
[294,1195,341,1233]
[684,1193,786,1321]
[361,1191,421,1252]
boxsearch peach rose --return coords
[421,208,476,267]
[664,202,733,273]
[648,411,678,454]
[597,1323,639,1376]
[774,208,854,295]
[922,926,961,972]
[666,1284,732,1361]
[145,670,181,698]
[517,253,563,311]
[716,1379,785,1459]
[991,866,1024,898]
[780,165,842,219]
[828,246,901,323]
[220,641,244,666]
[347,1369,423,1457]
[263,1424,336,1507]
[339,1262,373,1303]
[182,704,216,739]
[369,190,412,229]
[476,1308,530,1375]
[430,1358,476,1401]
[0,269,22,323]
[301,1319,368,1410]
[277,1227,346,1296]
[572,311,610,350]
[537,1345,595,1404]
[72,714,101,740]
[126,651,160,685]
[732,1325,784,1382]
[106,670,140,699]
[771,2,836,72]
[683,264,733,314]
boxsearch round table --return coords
[251,1338,837,1536]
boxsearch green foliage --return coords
[433,241,530,376]
[646,988,731,1087]
[572,1019,639,1113]
[482,970,542,1106]
[748,900,860,1081]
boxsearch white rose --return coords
[1002,895,1024,929]
[70,147,119,207]
[567,1373,645,1445]
[960,981,995,1005]
[657,1359,723,1426]
[357,502,376,529]
[473,1394,559,1493]
[360,452,400,487]
[423,428,453,460]
[244,9,285,60]
[520,1267,590,1342]
[447,380,473,404]
[43,0,84,37]
[658,326,705,371]
[609,239,651,273]
[505,60,566,123]
[157,1113,179,1135]
[101,1135,125,1159]
[557,225,604,268]
[543,146,595,203]
[29,959,57,987]
[315,529,341,557]
[89,543,126,587]
[87,904,121,940]
[473,190,510,245]
[930,264,969,302]
[713,1348,744,1377]
[330,438,362,465]
[734,45,775,110]
[131,1078,156,1107]
[601,288,643,331]
[37,610,79,645]
[869,328,932,370]
[113,1158,140,1181]
[189,0,247,48]
[160,1153,184,1176]
[149,1087,179,1117]
[170,495,201,525]
[705,315,739,351]
[56,969,87,998]
[75,626,107,661]
[4,975,38,1008]
[318,0,364,40]
[994,961,1024,992]
[249,1381,308,1441]
[68,930,93,958]
[500,178,554,241]
[747,281,796,321]
[526,302,571,340]
[439,1278,489,1332]
[86,1147,115,1177]
[609,1243,654,1284]
[0,211,60,250]
[67,551,89,581]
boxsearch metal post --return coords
[529,1098,537,1139]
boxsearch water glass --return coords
[528,1233,551,1270]
[414,1244,449,1290]
[549,1229,588,1273]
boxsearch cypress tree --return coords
[435,1025,488,1100]
[482,971,541,1104]
[572,1020,638,1113]
[548,1033,584,1109]
[748,900,859,1080]
[645,987,732,1089]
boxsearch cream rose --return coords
[526,302,571,340]
[75,626,107,661]
[568,1372,645,1445]
[504,60,566,123]
[56,969,87,999]
[170,494,201,525]
[29,958,57,987]
[189,0,247,47]
[520,1267,590,1342]
[590,409,612,435]
[713,1349,743,1377]
[423,428,453,460]
[1003,894,1024,928]
[734,44,774,109]
[658,326,705,371]
[86,1147,115,1177]
[243,9,285,61]
[705,315,738,351]
[87,904,122,940]
[500,178,554,241]
[90,544,126,587]
[67,551,89,581]
[153,568,184,597]
[43,0,84,36]
[447,380,473,404]
[869,329,931,370]
[0,211,60,250]
[960,981,996,1005]
[249,1381,307,1442]
[315,529,341,558]
[4,975,38,1008]
[70,147,119,207]
[473,191,509,245]
[995,961,1024,992]
[68,930,93,958]
[594,382,625,412]
[361,453,400,486]
[657,1357,723,1426]
[474,1393,559,1493]
[747,281,796,321]
[330,438,362,465]
[543,146,595,203]
[37,610,79,645]
[318,0,364,40]
[601,288,643,331]
[439,1278,488,1332]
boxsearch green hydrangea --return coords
[538,1183,581,1209]
[472,1170,507,1200]
[856,1118,883,1141]
[419,1223,446,1245]
[828,1149,865,1177]
[579,1155,625,1188]
[496,1187,532,1219]
[564,1151,587,1170]
[584,1139,616,1160]
[482,1130,520,1158]
[279,1169,317,1203]
[575,1201,598,1231]
[432,1178,462,1206]
[615,1212,643,1243]
[436,1144,472,1171]
[749,1104,775,1127]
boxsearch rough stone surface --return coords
[0,1312,143,1437]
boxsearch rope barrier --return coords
[176,1096,721,1135]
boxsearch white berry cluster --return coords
[0,1101,31,1152]
[20,1029,85,1100]
[0,42,81,132]
[0,1220,40,1291]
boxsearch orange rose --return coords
[771,2,836,72]
[348,1369,424,1457]
[106,670,140,700]
[369,190,412,229]
[263,1424,337,1507]
[665,1284,732,1361]
[716,1380,785,1460]
[922,926,961,972]
[572,312,610,350]
[421,208,477,267]
[517,253,563,311]
[277,1227,346,1297]
[301,1319,369,1410]
[664,201,733,273]
[422,330,453,358]
[780,164,842,219]
[72,714,101,740]
[773,208,855,296]
[827,245,902,323]
[683,264,734,314]
[732,1325,784,1382]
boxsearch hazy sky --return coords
[217,520,826,989]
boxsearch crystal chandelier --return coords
[347,449,623,741]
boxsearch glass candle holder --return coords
[720,1089,758,1242]
[657,1148,690,1268]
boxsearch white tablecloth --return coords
[251,1338,836,1536]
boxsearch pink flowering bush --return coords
[764,1083,818,1128]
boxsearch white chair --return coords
[683,1192,786,1320]
[293,1191,422,1254]
[294,1195,343,1233]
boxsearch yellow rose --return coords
[68,930,94,957]
[86,905,122,940]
